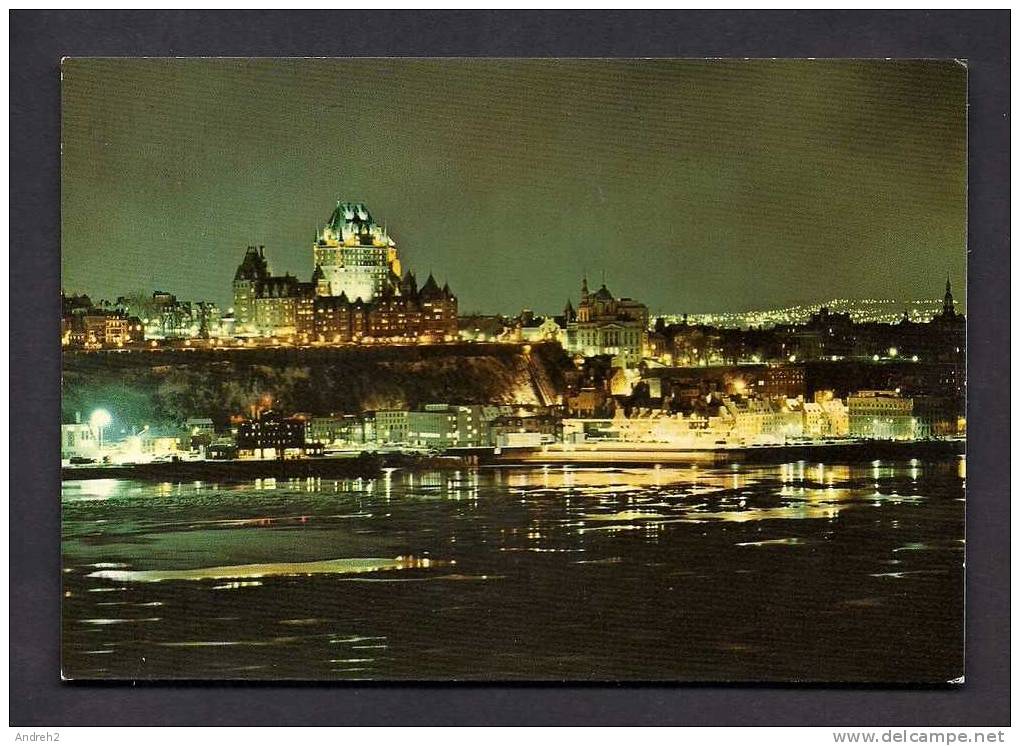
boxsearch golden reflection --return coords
[64,478,122,501]
[86,555,444,583]
[687,504,839,523]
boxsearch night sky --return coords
[61,58,966,315]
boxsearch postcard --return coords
[61,58,966,682]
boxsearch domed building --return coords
[565,277,649,368]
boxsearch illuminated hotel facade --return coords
[232,199,457,342]
[313,201,401,302]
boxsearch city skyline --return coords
[57,55,969,688]
[62,59,966,315]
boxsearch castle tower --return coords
[311,264,330,297]
[312,200,401,302]
[233,245,269,333]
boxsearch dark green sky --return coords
[62,58,966,315]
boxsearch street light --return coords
[90,408,112,449]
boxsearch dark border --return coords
[11,10,1010,726]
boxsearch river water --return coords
[62,458,965,682]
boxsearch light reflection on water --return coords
[62,457,964,682]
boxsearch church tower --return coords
[942,275,957,319]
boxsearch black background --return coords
[11,10,1010,726]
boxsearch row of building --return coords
[652,281,966,367]
[233,244,458,342]
[61,294,145,349]
[505,278,965,371]
[267,389,961,452]
[62,291,228,348]
[231,201,457,341]
[62,387,962,465]
[566,390,959,446]
[62,200,460,348]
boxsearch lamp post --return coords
[90,409,112,451]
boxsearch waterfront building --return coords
[489,412,560,447]
[494,431,545,448]
[206,440,239,460]
[137,428,183,459]
[61,422,99,461]
[610,411,694,444]
[909,396,962,439]
[815,391,850,436]
[848,389,962,440]
[565,278,649,368]
[374,410,410,444]
[308,414,372,447]
[184,417,215,434]
[236,410,308,458]
[182,417,216,451]
[800,401,826,437]
[722,397,784,443]
[561,411,723,446]
[405,404,491,449]
[847,390,915,440]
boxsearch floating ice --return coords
[86,556,438,583]
[735,538,806,547]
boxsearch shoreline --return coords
[62,439,965,483]
[486,438,964,468]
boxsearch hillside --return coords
[61,342,573,429]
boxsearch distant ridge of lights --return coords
[655,298,954,329]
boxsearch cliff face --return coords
[62,343,573,429]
